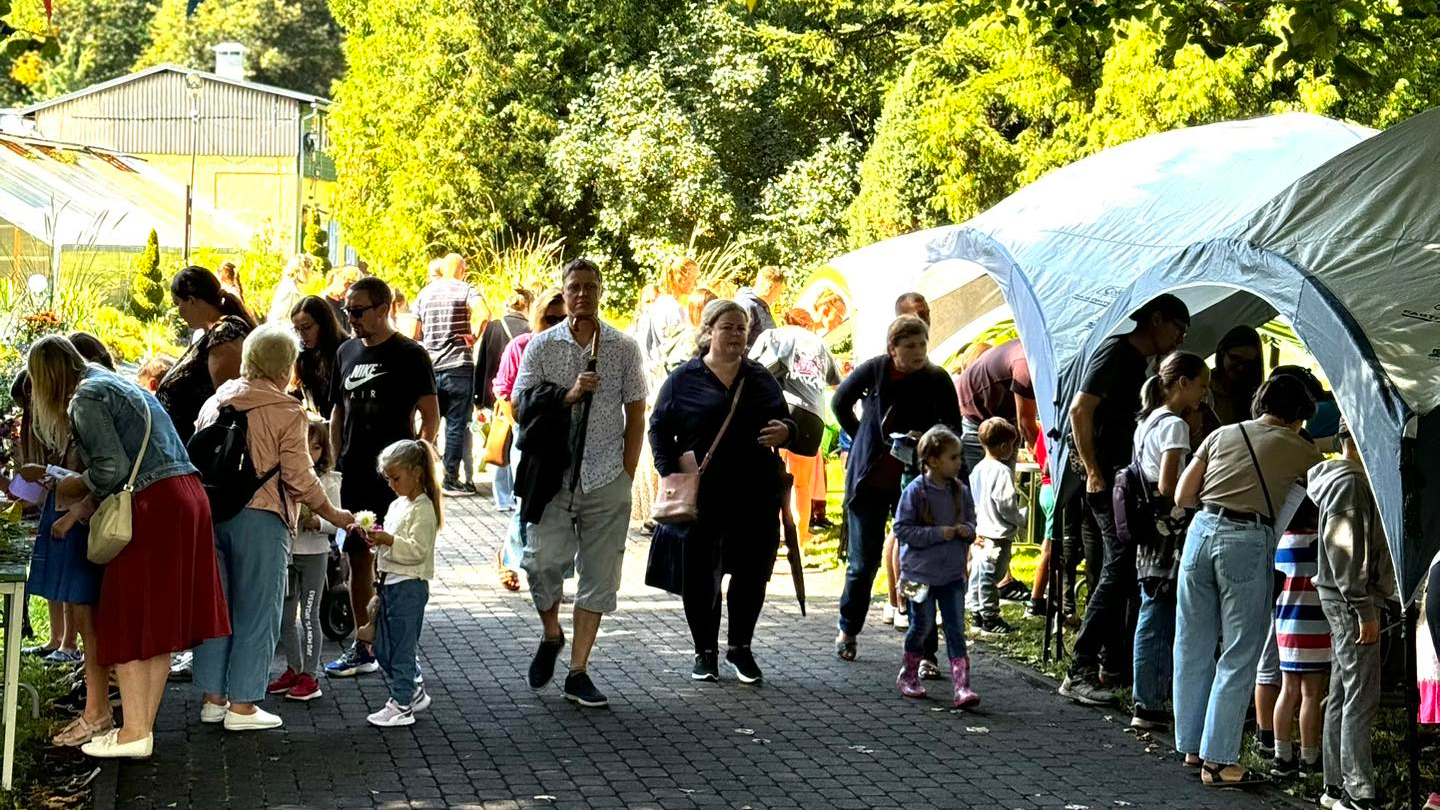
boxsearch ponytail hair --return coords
[377,439,444,528]
[1137,351,1207,421]
[171,265,258,329]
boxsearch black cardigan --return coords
[650,358,795,518]
[832,355,962,505]
[513,381,571,524]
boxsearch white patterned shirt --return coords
[512,320,647,493]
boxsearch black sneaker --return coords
[562,670,609,707]
[1254,732,1276,760]
[1338,792,1381,810]
[1128,706,1170,730]
[692,651,718,682]
[1300,756,1322,780]
[1270,755,1298,779]
[974,613,1015,635]
[726,646,763,684]
[527,634,565,690]
[998,580,1031,602]
[1058,670,1115,706]
[442,478,475,496]
[1026,597,1047,618]
[1319,785,1344,810]
[810,514,834,530]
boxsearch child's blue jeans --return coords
[376,578,429,706]
[905,580,967,660]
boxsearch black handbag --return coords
[787,407,825,457]
[644,522,687,596]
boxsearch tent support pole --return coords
[1405,600,1420,809]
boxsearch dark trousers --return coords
[1061,488,1098,614]
[682,520,776,652]
[838,486,900,637]
[436,367,474,479]
[1069,488,1138,677]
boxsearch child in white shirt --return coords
[354,439,442,728]
[967,417,1024,634]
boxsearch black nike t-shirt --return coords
[329,333,437,505]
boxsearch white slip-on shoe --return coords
[199,701,229,724]
[223,707,283,731]
[80,729,153,759]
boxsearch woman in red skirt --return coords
[27,336,229,759]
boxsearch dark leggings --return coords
[681,520,777,653]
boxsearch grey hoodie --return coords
[1307,458,1396,622]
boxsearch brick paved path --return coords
[114,494,1291,810]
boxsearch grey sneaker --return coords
[1058,673,1115,706]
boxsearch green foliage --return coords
[136,0,342,97]
[302,208,329,271]
[27,0,153,100]
[129,229,164,321]
[752,134,862,277]
[89,304,182,363]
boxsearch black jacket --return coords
[832,356,961,506]
[474,312,530,408]
[514,381,571,524]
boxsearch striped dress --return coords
[1275,528,1333,672]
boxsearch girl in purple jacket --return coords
[893,426,981,708]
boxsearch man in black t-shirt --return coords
[1059,294,1189,707]
[324,276,439,679]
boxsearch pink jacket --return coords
[492,332,535,402]
[196,377,331,532]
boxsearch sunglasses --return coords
[542,314,565,326]
[343,303,383,319]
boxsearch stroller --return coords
[319,538,355,642]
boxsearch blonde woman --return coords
[28,336,229,759]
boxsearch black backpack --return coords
[186,405,282,523]
[1113,412,1185,552]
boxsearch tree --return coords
[302,208,329,271]
[136,0,342,97]
[130,229,165,321]
[27,0,153,100]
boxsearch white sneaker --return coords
[366,699,415,727]
[882,603,896,625]
[223,707,283,731]
[80,729,153,759]
[199,701,229,724]
[410,686,432,714]
[894,610,910,630]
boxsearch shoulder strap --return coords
[124,396,153,492]
[1236,424,1275,518]
[499,316,515,342]
[1133,410,1185,463]
[698,378,746,475]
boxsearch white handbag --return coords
[87,399,152,564]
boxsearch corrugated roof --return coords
[20,64,331,115]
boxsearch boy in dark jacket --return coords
[1307,421,1396,810]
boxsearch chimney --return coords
[213,43,247,80]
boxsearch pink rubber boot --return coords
[896,653,926,698]
[950,655,980,709]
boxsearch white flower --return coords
[355,510,378,530]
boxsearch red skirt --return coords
[96,474,231,666]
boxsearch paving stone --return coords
[115,491,1292,809]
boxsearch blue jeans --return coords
[376,578,429,706]
[837,486,899,638]
[906,580,967,660]
[1173,510,1275,764]
[1133,578,1176,711]
[436,368,474,480]
[494,462,516,511]
[193,508,289,704]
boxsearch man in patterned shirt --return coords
[512,258,646,708]
[414,253,488,493]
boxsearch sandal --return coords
[53,713,114,747]
[834,634,857,662]
[1200,762,1267,788]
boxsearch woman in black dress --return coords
[155,266,257,442]
[650,299,794,685]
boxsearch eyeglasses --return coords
[343,303,383,319]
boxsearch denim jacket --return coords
[70,367,197,498]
